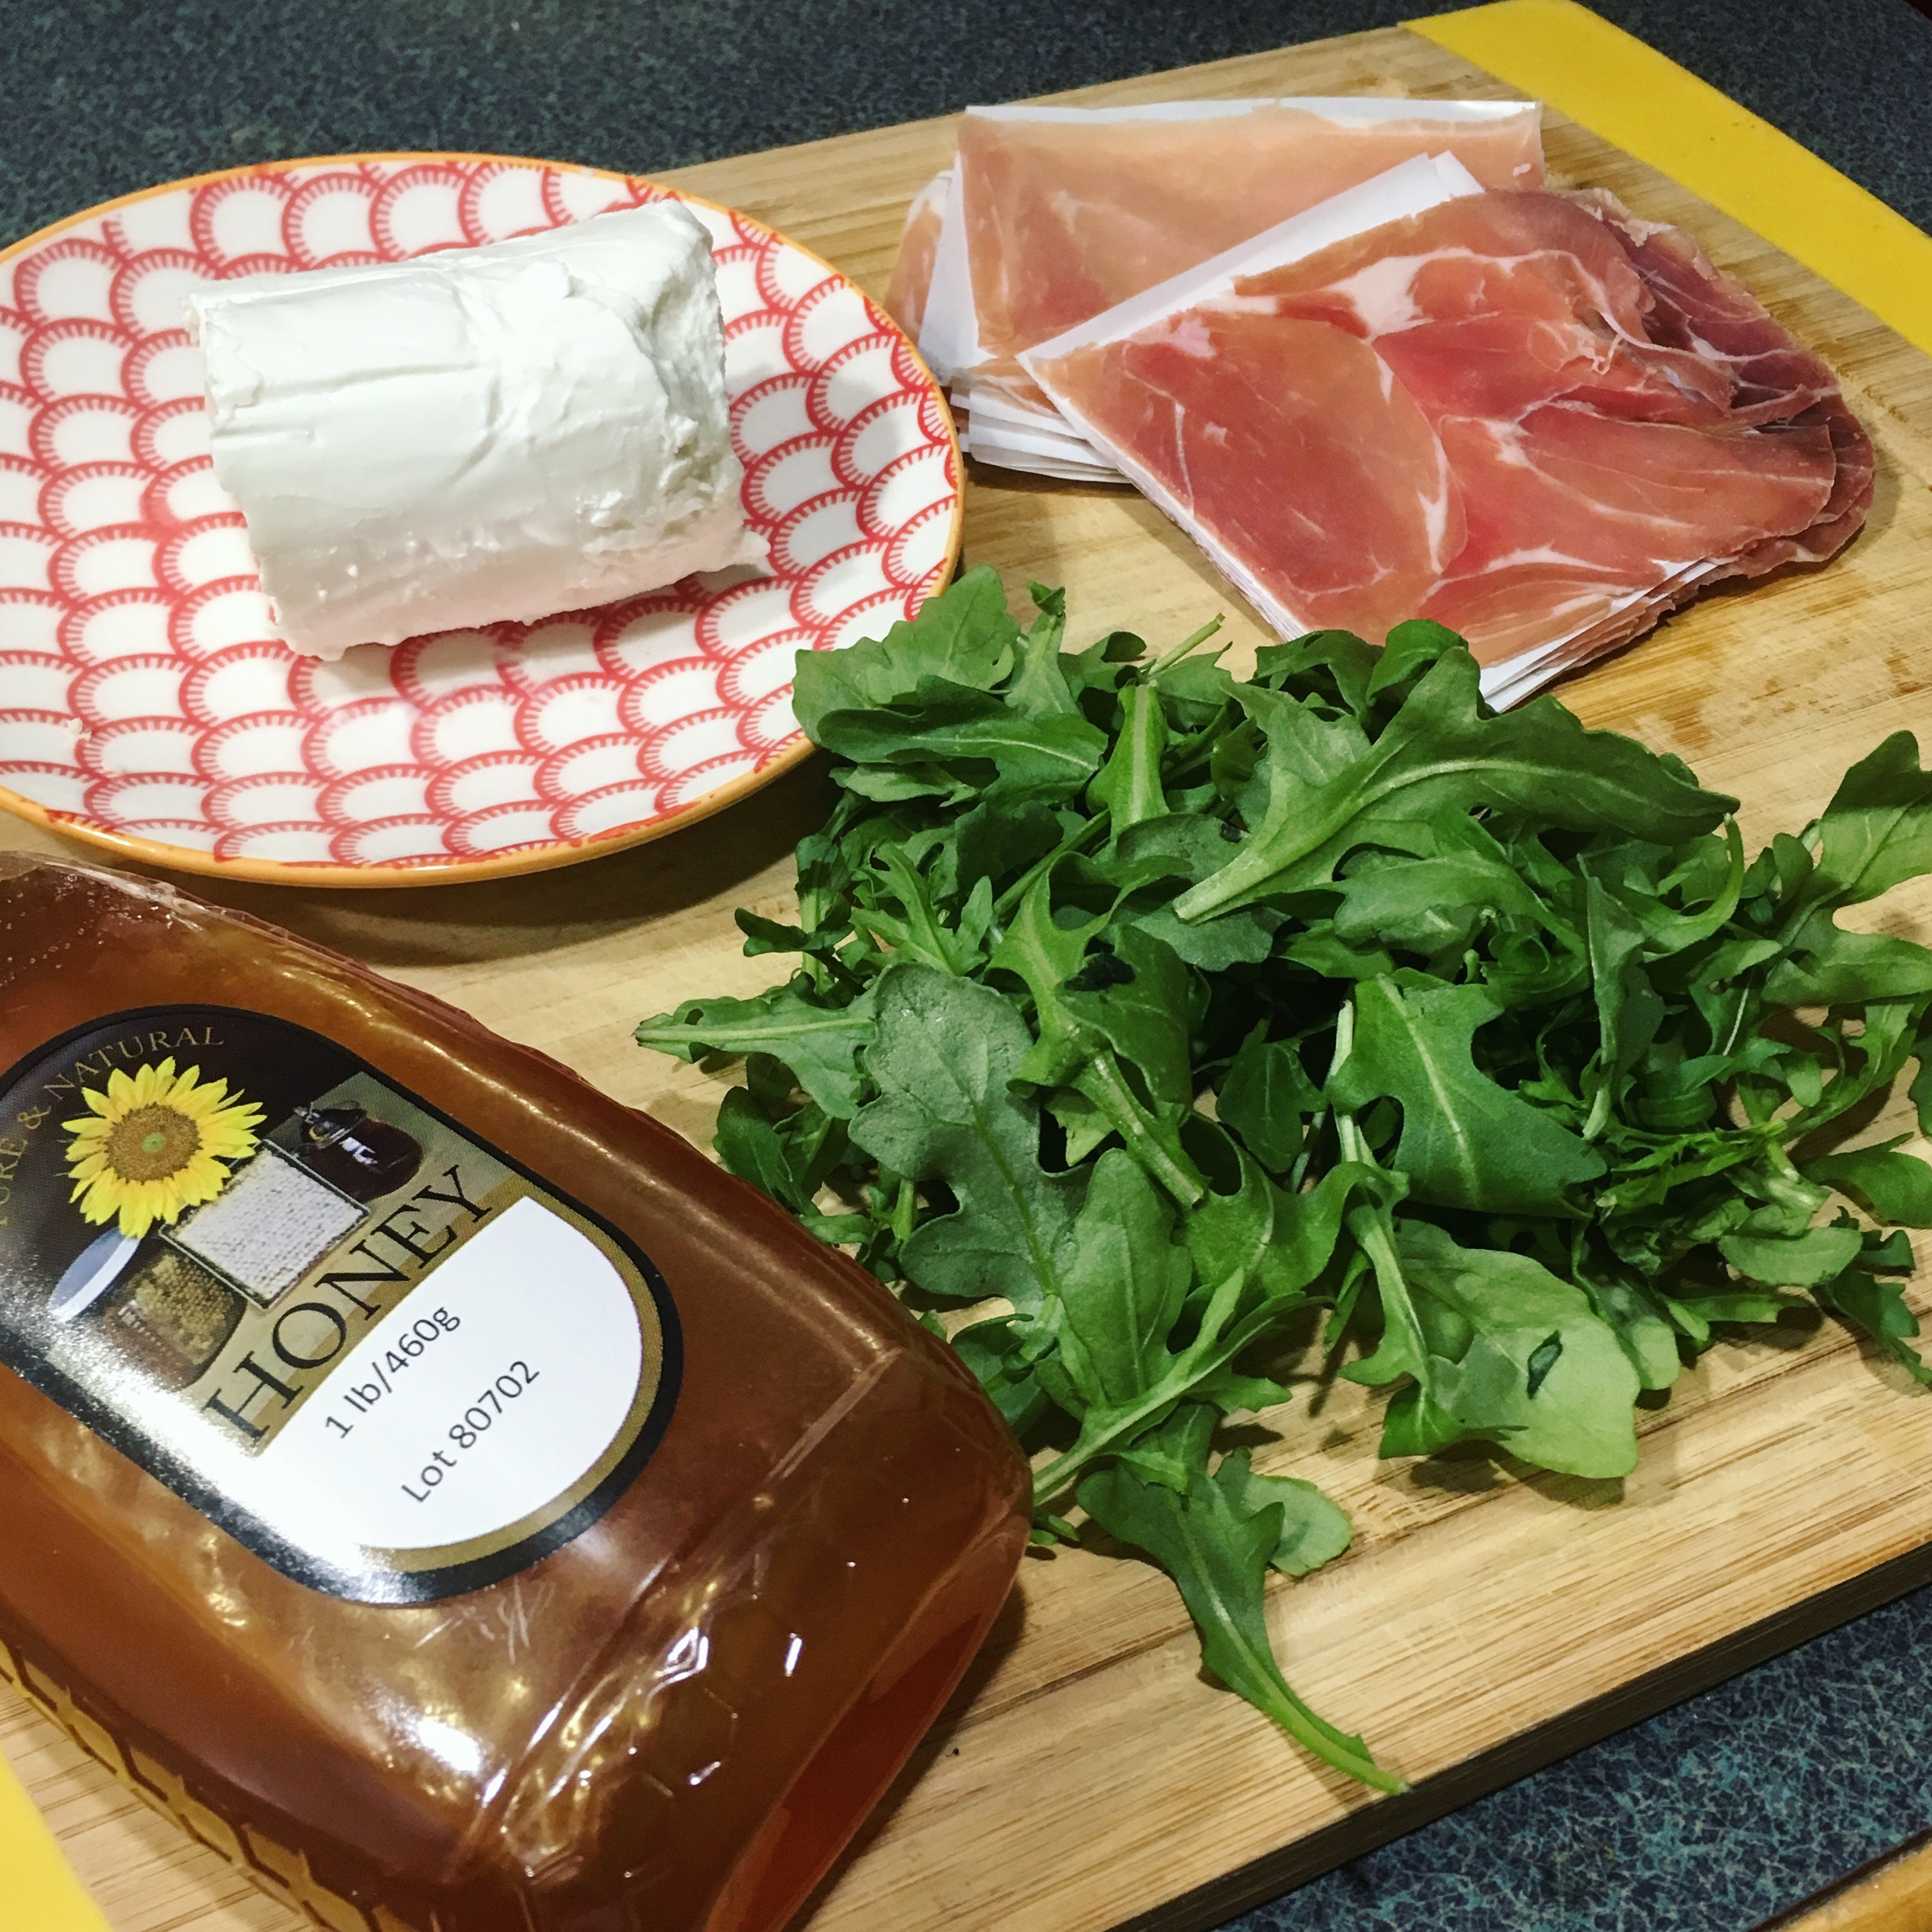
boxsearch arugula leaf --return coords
[1174,649,1732,917]
[635,981,875,1117]
[791,563,1017,730]
[1218,1026,1322,1172]
[1574,1262,1682,1392]
[1030,1163,1361,1512]
[1763,910,1932,1004]
[951,1316,1061,1435]
[1804,732,1932,907]
[987,870,1108,1084]
[1113,1401,1218,1494]
[852,846,977,972]
[707,1082,850,1213]
[811,691,1108,808]
[850,964,1083,1312]
[1656,1288,1804,1347]
[1910,1039,1932,1136]
[1089,680,1170,831]
[1253,627,1378,718]
[1790,1003,1927,1135]
[1802,1144,1932,1226]
[1388,1223,1640,1479]
[1008,583,1084,719]
[1080,1437,1400,1793]
[1328,978,1605,1215]
[1581,873,1665,1139]
[712,1084,809,1211]
[951,797,1062,900]
[1814,1251,1932,1384]
[1061,925,1195,1115]
[1215,1448,1355,1576]
[1332,847,1551,957]
[1720,1225,1866,1288]
[1055,1151,1193,1410]
[1370,617,1466,698]
[999,898,1208,1204]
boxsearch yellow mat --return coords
[0,1747,110,1931]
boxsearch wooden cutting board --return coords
[8,11,1932,1932]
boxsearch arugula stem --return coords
[1714,873,1844,1058]
[1031,1399,1177,1512]
[1074,1052,1208,1206]
[1032,1269,1254,1508]
[1715,984,1756,1060]
[1291,1103,1331,1192]
[1147,614,1225,677]
[1327,999,1356,1098]
[890,1175,917,1244]
[1346,1201,1427,1365]
[1326,1006,1432,1383]
[991,814,1110,925]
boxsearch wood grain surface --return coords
[6,20,1932,1932]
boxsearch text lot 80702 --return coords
[401,1362,542,1505]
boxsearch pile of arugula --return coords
[637,568,1932,1791]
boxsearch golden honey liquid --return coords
[0,854,1029,1932]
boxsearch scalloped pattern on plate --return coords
[0,157,961,877]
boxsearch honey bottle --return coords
[0,852,1030,1932]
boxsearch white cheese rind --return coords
[185,203,762,661]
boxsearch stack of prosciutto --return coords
[891,103,1873,702]
[889,97,1545,479]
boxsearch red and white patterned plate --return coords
[0,153,963,885]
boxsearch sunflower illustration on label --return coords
[64,1059,265,1239]
[0,1007,680,1602]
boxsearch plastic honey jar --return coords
[0,852,1031,1932]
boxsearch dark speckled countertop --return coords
[4,1,1931,245]
[6,3,1932,1929]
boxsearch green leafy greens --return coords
[637,569,1932,1791]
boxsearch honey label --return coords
[0,1006,680,1602]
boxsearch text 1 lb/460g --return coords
[325,1307,462,1439]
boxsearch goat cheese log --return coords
[183,202,762,661]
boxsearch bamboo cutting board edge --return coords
[1115,1539,1932,1932]
[5,13,1932,1932]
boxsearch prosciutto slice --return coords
[956,99,1542,363]
[894,97,1544,479]
[1023,164,1871,702]
[884,169,949,339]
